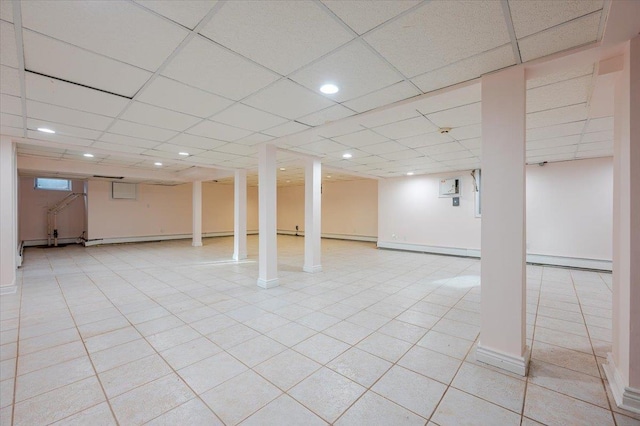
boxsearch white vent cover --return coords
[112,182,137,199]
[439,178,461,197]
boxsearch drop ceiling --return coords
[0,0,614,185]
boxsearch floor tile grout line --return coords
[521,269,544,424]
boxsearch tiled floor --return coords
[1,236,638,425]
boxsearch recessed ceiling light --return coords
[327,175,332,178]
[37,127,55,134]
[154,162,163,166]
[280,167,286,171]
[178,152,189,156]
[83,153,94,158]
[407,172,414,176]
[342,153,352,159]
[320,83,339,94]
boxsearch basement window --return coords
[34,177,72,191]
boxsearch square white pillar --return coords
[257,144,278,288]
[303,158,322,273]
[233,169,247,261]
[192,181,202,247]
[604,35,640,414]
[0,136,17,290]
[476,66,530,376]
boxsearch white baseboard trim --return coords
[303,265,323,273]
[233,253,247,261]
[257,278,279,289]
[84,231,258,247]
[277,229,377,243]
[476,344,530,376]
[377,241,612,271]
[23,238,79,247]
[0,285,17,295]
[604,353,640,414]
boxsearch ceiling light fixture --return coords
[83,153,94,158]
[407,172,414,176]
[280,167,286,171]
[178,152,189,156]
[327,175,332,178]
[154,162,163,166]
[342,153,352,159]
[37,127,55,134]
[320,83,339,94]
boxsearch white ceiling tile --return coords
[527,75,591,113]
[0,65,20,96]
[211,103,287,132]
[460,138,481,150]
[98,133,159,149]
[134,0,216,29]
[26,72,129,117]
[296,139,349,155]
[199,0,354,75]
[321,0,420,35]
[518,13,601,62]
[526,135,581,149]
[417,141,466,156]
[23,30,152,98]
[162,37,279,101]
[581,130,612,144]
[27,100,113,131]
[412,44,515,94]
[379,149,421,161]
[414,83,482,115]
[0,0,13,22]
[397,132,454,149]
[448,123,481,140]
[578,141,612,152]
[355,107,421,129]
[333,129,389,148]
[526,144,577,157]
[342,81,421,113]
[0,21,18,68]
[290,41,403,103]
[1,126,22,137]
[526,65,593,89]
[26,118,101,140]
[89,141,145,154]
[194,150,240,161]
[0,112,22,128]
[430,150,475,162]
[526,153,575,164]
[316,121,365,139]
[137,77,233,118]
[585,116,613,133]
[186,120,252,141]
[234,133,274,146]
[360,140,407,155]
[526,103,588,129]
[21,0,188,71]
[152,143,205,156]
[167,133,226,150]
[527,121,585,141]
[395,156,435,166]
[109,119,178,142]
[26,130,94,147]
[364,1,510,77]
[372,116,437,139]
[1,94,23,115]
[509,0,603,39]
[575,149,612,159]
[215,143,256,156]
[121,102,201,132]
[140,149,186,160]
[426,102,481,128]
[244,79,336,120]
[263,121,310,138]
[297,104,356,127]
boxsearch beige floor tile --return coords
[83,327,141,354]
[431,318,480,341]
[146,398,223,425]
[323,320,374,345]
[177,352,247,394]
[336,391,425,425]
[240,394,327,426]
[18,327,80,356]
[146,324,201,352]
[531,340,600,377]
[50,402,116,425]
[110,374,195,425]
[243,312,290,333]
[253,349,321,391]
[207,323,261,349]
[293,333,350,364]
[372,365,446,418]
[201,370,282,425]
[452,362,526,412]
[614,412,640,426]
[0,342,16,362]
[16,340,86,376]
[377,319,428,344]
[99,353,172,398]
[355,331,412,362]
[90,338,156,373]
[396,309,441,329]
[77,316,130,339]
[226,335,287,367]
[265,322,317,347]
[160,337,222,370]
[346,310,390,330]
[417,330,474,359]
[135,315,185,337]
[15,355,95,402]
[0,378,14,408]
[398,345,462,385]
[296,311,342,332]
[524,383,614,426]
[289,367,365,423]
[432,387,521,426]
[327,348,392,388]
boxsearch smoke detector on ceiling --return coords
[438,127,452,134]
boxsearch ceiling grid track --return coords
[500,0,522,65]
[10,0,27,137]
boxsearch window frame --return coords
[34,177,72,192]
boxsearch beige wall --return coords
[86,180,258,241]
[19,177,86,242]
[277,179,378,238]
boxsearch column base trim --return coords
[192,242,203,247]
[233,253,248,261]
[604,353,640,414]
[476,344,530,376]
[303,265,322,273]
[257,278,279,289]
[0,284,17,295]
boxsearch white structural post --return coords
[303,158,322,273]
[476,66,530,376]
[192,181,202,247]
[233,169,247,261]
[257,144,278,288]
[604,35,640,414]
[0,136,17,290]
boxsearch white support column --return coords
[604,35,640,414]
[0,136,17,290]
[303,158,322,273]
[257,144,278,288]
[233,169,247,261]
[192,181,202,247]
[476,66,530,376]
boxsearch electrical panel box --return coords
[112,182,137,199]
[439,178,461,197]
